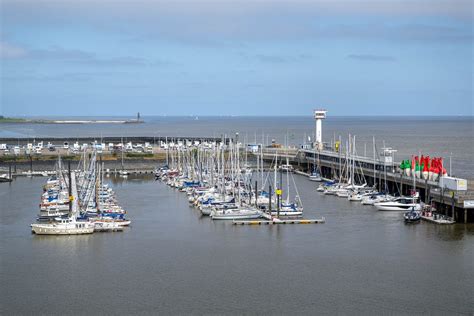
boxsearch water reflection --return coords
[2,174,473,315]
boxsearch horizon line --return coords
[3,114,473,118]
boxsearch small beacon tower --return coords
[314,109,327,150]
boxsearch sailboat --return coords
[210,137,262,220]
[268,155,303,217]
[119,138,129,176]
[308,151,322,181]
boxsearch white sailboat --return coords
[210,208,262,220]
[119,137,129,176]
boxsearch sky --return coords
[0,0,473,116]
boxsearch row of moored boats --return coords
[31,152,131,235]
[155,141,306,221]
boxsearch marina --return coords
[2,169,473,315]
[1,115,473,315]
[28,151,131,235]
[2,113,472,224]
[2,0,473,313]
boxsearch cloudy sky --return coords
[0,0,472,116]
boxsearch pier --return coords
[2,134,473,223]
[257,147,474,223]
[233,218,326,225]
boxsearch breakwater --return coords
[0,136,224,146]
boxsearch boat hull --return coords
[211,211,262,220]
[375,204,421,211]
[270,211,303,217]
[31,224,94,235]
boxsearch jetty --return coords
[256,146,473,223]
[233,218,325,225]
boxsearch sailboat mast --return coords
[121,137,124,170]
[286,156,290,204]
[373,136,376,189]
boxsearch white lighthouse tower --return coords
[314,109,327,150]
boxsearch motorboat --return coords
[279,164,294,172]
[0,173,12,182]
[404,208,422,223]
[374,196,421,211]
[348,190,376,202]
[308,172,322,182]
[361,193,393,205]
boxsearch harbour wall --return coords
[0,136,224,146]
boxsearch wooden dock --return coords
[233,217,325,225]
[421,215,455,225]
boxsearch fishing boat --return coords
[31,217,94,235]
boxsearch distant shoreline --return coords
[0,117,143,124]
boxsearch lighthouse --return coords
[314,109,327,150]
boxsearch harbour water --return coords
[1,174,473,314]
[1,116,472,178]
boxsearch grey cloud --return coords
[347,54,397,62]
[255,54,288,63]
[0,41,27,58]
[28,47,150,67]
[3,0,472,20]
[1,44,172,67]
[2,1,471,45]
[313,23,472,43]
[242,53,313,64]
[1,71,127,82]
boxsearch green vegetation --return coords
[125,152,154,158]
[0,116,57,124]
[0,116,28,123]
[0,152,166,163]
